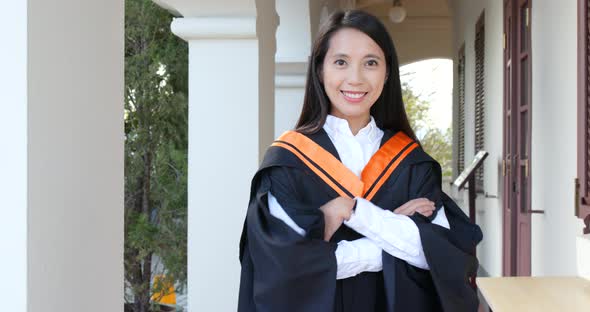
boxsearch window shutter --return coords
[457,45,466,177]
[475,13,486,193]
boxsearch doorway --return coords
[502,0,534,276]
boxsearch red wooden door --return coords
[577,0,590,234]
[503,0,533,276]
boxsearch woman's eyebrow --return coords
[330,53,382,60]
[331,53,350,58]
[364,54,382,60]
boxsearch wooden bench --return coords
[477,276,590,311]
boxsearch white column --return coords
[0,1,27,311]
[275,62,308,135]
[0,1,124,311]
[274,0,312,136]
[155,0,278,310]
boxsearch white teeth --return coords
[342,91,366,99]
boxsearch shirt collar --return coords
[323,114,380,143]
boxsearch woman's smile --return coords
[340,90,368,103]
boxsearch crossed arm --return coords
[268,192,450,278]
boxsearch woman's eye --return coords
[335,59,346,66]
[366,60,378,66]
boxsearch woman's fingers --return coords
[411,205,434,217]
[394,199,435,216]
[394,199,421,214]
[415,205,435,217]
[394,198,434,215]
[321,198,354,223]
[321,197,353,241]
[323,212,346,241]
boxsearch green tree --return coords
[124,0,188,311]
[402,82,453,178]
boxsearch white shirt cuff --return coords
[335,238,383,279]
[432,205,450,229]
[267,192,306,236]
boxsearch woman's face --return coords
[321,27,388,122]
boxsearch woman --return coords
[238,10,482,312]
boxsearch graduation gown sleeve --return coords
[405,161,482,312]
[238,166,339,312]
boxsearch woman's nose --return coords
[347,66,364,85]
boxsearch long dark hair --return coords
[295,10,418,141]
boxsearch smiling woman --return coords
[295,10,416,142]
[321,28,388,133]
[238,9,482,312]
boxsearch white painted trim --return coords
[171,16,257,40]
[276,56,309,64]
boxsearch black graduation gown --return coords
[238,128,483,312]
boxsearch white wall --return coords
[530,0,585,276]
[451,0,505,277]
[1,0,124,311]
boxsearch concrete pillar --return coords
[154,0,278,310]
[0,0,124,311]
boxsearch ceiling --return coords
[356,0,451,18]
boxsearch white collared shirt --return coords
[268,114,450,279]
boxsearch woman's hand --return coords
[394,198,436,217]
[319,197,355,242]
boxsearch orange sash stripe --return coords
[363,141,418,201]
[271,130,418,200]
[272,131,364,198]
[361,132,418,200]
